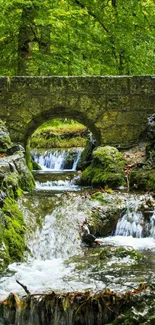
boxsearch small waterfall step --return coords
[31,148,83,171]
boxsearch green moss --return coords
[2,197,26,262]
[80,146,126,188]
[2,173,20,199]
[91,192,106,203]
[147,172,155,191]
[77,139,94,170]
[91,192,114,203]
[19,171,35,192]
[99,247,142,262]
[93,146,125,169]
[81,167,125,188]
[114,247,142,260]
[26,142,33,170]
[130,168,155,191]
[92,169,124,187]
[30,135,86,149]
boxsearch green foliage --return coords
[99,246,142,262]
[0,0,155,75]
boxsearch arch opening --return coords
[26,112,101,172]
[24,107,101,149]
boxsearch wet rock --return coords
[0,120,12,153]
[7,144,25,155]
[88,191,126,237]
[61,150,77,169]
[0,191,7,207]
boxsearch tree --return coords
[0,0,155,76]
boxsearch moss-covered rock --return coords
[0,155,34,269]
[86,191,126,237]
[129,167,155,191]
[0,197,26,270]
[0,210,11,270]
[0,120,35,270]
[0,154,35,197]
[80,146,126,188]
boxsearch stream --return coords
[1,148,155,322]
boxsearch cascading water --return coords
[114,196,155,238]
[1,192,155,302]
[115,198,145,238]
[32,148,83,171]
[1,149,155,324]
[101,195,155,250]
[32,148,84,191]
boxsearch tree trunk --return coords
[18,5,37,75]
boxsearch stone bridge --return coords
[0,76,155,148]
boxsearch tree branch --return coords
[16,280,31,295]
[73,0,109,33]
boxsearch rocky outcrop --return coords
[0,120,35,270]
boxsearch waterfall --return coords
[114,197,155,238]
[115,210,144,237]
[72,149,82,170]
[32,148,83,171]
[26,198,85,259]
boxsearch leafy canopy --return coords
[0,0,155,75]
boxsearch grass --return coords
[36,119,87,135]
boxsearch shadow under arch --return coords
[24,107,102,148]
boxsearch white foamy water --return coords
[99,235,155,251]
[35,179,81,192]
[32,148,83,171]
[1,191,155,302]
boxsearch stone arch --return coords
[1,76,155,149]
[24,106,102,148]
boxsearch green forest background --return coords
[0,0,155,76]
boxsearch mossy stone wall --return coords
[0,76,155,148]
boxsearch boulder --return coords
[80,146,126,188]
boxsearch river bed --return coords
[1,149,155,305]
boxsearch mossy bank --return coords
[0,120,35,271]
